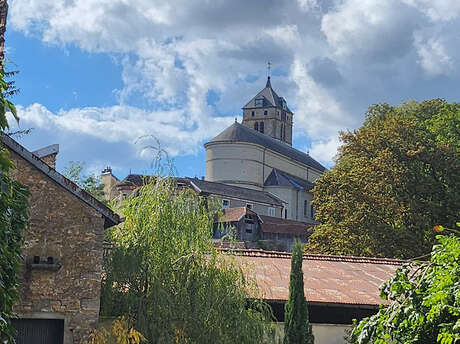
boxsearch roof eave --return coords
[1,133,120,228]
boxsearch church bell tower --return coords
[241,75,293,145]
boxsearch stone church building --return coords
[205,76,326,222]
[101,76,325,249]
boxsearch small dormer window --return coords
[264,110,268,116]
[251,111,255,117]
[255,98,264,107]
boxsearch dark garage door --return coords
[12,318,64,344]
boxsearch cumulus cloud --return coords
[8,0,460,167]
[403,0,460,22]
[309,136,341,165]
[414,35,453,76]
[16,103,232,158]
[321,0,417,60]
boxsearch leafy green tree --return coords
[101,176,276,344]
[63,161,106,202]
[306,99,460,259]
[349,226,460,344]
[0,75,29,342]
[284,241,314,344]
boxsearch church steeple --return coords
[265,76,272,89]
[241,75,293,145]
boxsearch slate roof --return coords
[264,169,315,191]
[258,215,314,236]
[188,178,284,207]
[117,174,153,188]
[32,144,59,158]
[1,133,120,228]
[220,249,404,306]
[243,77,292,113]
[206,122,326,172]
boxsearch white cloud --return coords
[16,103,232,158]
[9,0,460,167]
[309,136,342,165]
[414,34,453,76]
[321,0,417,59]
[290,58,354,138]
[403,0,460,22]
[297,0,319,12]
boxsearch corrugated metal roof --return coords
[220,249,403,306]
[205,122,326,172]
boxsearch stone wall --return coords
[205,141,322,190]
[9,149,106,344]
[205,141,322,221]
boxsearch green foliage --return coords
[284,241,314,344]
[306,99,460,258]
[83,316,146,344]
[63,161,106,203]
[101,176,276,343]
[0,70,30,341]
[349,230,460,344]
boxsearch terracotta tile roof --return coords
[259,215,314,236]
[219,249,403,306]
[219,207,259,222]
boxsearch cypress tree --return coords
[284,240,314,344]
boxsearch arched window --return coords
[280,125,283,139]
[264,110,268,116]
[260,122,264,133]
[254,122,259,131]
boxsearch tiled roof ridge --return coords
[217,248,406,265]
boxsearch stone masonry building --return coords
[205,76,326,222]
[2,134,120,344]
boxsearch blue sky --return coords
[6,0,460,180]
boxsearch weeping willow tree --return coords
[101,176,277,343]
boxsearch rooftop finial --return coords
[235,117,237,123]
[266,61,272,88]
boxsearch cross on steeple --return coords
[267,61,271,77]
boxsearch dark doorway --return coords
[12,318,64,344]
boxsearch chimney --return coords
[101,166,119,201]
[32,144,59,169]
